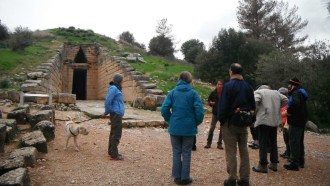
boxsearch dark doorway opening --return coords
[74,47,87,63]
[72,69,87,100]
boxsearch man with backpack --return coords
[218,63,255,186]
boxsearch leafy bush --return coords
[8,26,33,51]
[0,79,10,89]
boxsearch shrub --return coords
[0,79,10,89]
[8,26,33,51]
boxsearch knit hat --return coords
[113,73,123,84]
[289,77,301,86]
[278,87,288,95]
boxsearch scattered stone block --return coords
[0,156,25,175]
[28,110,53,128]
[10,147,38,167]
[7,109,28,124]
[0,167,30,186]
[33,121,55,141]
[21,131,47,153]
[0,124,6,153]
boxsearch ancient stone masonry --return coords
[14,43,166,107]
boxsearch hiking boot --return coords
[252,163,268,173]
[204,144,211,148]
[237,179,250,186]
[180,177,193,185]
[224,179,236,186]
[280,152,289,159]
[217,144,224,149]
[110,154,124,161]
[284,162,299,171]
[268,163,278,172]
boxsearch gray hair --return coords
[113,73,123,84]
[179,71,192,83]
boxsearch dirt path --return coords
[2,108,330,185]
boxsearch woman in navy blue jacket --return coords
[161,71,204,185]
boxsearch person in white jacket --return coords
[252,85,288,173]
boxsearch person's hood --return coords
[257,85,271,90]
[175,80,193,92]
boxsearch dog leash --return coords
[69,127,78,136]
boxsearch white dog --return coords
[64,116,89,151]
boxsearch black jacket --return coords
[218,78,256,124]
[287,87,308,128]
[208,89,220,115]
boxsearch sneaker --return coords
[204,144,211,148]
[217,144,224,149]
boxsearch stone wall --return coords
[12,43,166,107]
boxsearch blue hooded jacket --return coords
[161,80,204,136]
[287,87,308,127]
[104,83,125,116]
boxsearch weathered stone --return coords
[0,119,18,131]
[7,91,20,103]
[143,96,156,108]
[40,105,55,124]
[132,97,144,107]
[136,121,145,127]
[156,95,166,106]
[306,120,319,133]
[145,89,163,95]
[21,130,47,153]
[0,156,25,175]
[7,109,27,124]
[28,110,53,128]
[140,83,157,89]
[10,147,38,167]
[5,126,15,143]
[0,124,6,153]
[0,167,30,186]
[58,93,76,104]
[21,83,44,92]
[0,110,2,119]
[27,71,47,79]
[33,120,55,141]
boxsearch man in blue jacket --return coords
[218,63,255,186]
[104,73,125,160]
[284,78,308,171]
[161,71,204,185]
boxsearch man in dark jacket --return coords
[218,63,255,186]
[284,78,308,171]
[204,80,224,149]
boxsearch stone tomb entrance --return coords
[62,44,98,100]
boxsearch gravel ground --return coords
[2,109,330,185]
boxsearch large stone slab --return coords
[7,109,28,124]
[28,110,53,128]
[0,167,30,186]
[21,131,47,153]
[33,120,55,141]
[10,147,38,167]
[0,156,25,175]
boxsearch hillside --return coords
[0,27,212,101]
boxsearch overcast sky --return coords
[0,0,329,58]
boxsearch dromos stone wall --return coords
[16,43,165,106]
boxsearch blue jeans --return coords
[170,135,194,180]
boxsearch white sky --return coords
[0,0,329,58]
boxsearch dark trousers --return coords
[206,114,223,145]
[289,125,305,166]
[250,126,258,141]
[257,125,278,165]
[283,128,290,155]
[108,112,123,158]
